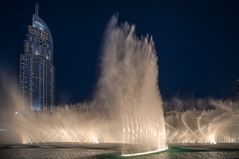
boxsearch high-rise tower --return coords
[19,3,54,111]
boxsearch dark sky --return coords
[0,0,239,104]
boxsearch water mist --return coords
[95,16,166,155]
[0,16,167,156]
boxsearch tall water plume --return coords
[95,16,166,155]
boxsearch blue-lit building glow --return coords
[19,4,54,111]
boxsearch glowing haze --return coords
[0,15,238,156]
[0,16,166,155]
[165,98,239,144]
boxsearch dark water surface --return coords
[0,144,239,159]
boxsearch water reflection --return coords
[0,146,239,159]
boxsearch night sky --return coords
[0,0,239,104]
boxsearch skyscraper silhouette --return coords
[19,3,54,111]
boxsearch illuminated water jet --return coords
[95,15,166,155]
[0,15,166,156]
[165,99,239,145]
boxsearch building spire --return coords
[35,3,39,16]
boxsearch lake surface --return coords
[0,143,239,159]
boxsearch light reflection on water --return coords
[0,148,115,159]
[136,151,239,159]
[0,148,239,159]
